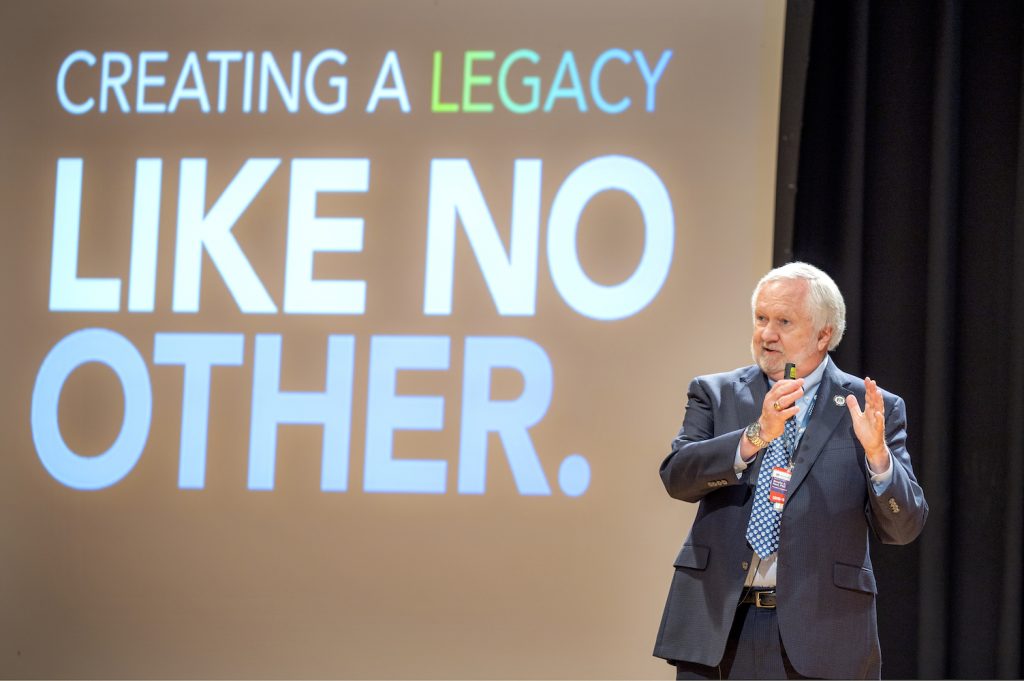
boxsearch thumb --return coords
[845,394,862,416]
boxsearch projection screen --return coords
[0,1,785,677]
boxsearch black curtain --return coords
[777,1,1024,678]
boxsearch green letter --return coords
[431,51,458,113]
[462,51,495,113]
[498,49,540,114]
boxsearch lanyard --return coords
[784,392,818,468]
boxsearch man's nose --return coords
[761,323,780,342]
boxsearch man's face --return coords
[750,278,832,380]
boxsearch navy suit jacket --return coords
[653,358,927,679]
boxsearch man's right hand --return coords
[739,378,804,462]
[759,377,804,440]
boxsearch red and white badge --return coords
[768,466,792,511]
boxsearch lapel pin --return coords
[833,395,845,406]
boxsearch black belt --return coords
[739,589,777,609]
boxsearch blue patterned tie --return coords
[745,416,798,558]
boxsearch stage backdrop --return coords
[0,1,784,677]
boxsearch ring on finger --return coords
[772,401,782,411]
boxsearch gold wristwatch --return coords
[744,421,771,449]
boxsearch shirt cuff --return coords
[868,449,894,495]
[734,440,753,478]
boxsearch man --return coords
[653,262,927,679]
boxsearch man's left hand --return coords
[845,377,891,474]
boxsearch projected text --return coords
[36,154,675,496]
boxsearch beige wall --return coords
[0,1,784,677]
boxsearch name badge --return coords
[769,466,792,511]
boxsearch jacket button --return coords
[741,561,750,571]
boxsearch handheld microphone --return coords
[782,363,799,423]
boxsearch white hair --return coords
[751,262,847,350]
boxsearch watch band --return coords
[745,422,771,449]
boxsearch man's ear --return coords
[817,326,833,352]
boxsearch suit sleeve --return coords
[659,377,752,503]
[865,395,928,544]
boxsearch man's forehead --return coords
[755,278,811,310]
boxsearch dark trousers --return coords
[674,603,813,680]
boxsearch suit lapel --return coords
[785,358,853,501]
[737,365,768,425]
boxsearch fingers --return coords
[761,379,804,438]
[867,379,884,413]
[847,379,887,449]
[864,377,886,423]
[764,385,803,417]
[767,378,804,409]
[772,404,801,420]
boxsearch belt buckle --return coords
[755,591,776,609]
